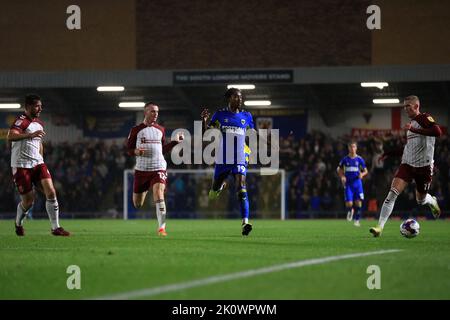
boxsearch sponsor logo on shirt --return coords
[221,126,245,135]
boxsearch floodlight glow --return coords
[373,98,400,104]
[361,82,389,89]
[0,103,21,109]
[244,100,271,106]
[118,102,145,108]
[97,86,125,92]
[227,84,256,90]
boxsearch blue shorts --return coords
[214,164,247,180]
[344,180,364,202]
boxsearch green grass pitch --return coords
[0,219,449,299]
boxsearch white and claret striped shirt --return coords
[127,122,178,171]
[10,114,44,168]
[401,113,442,167]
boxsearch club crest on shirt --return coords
[427,116,435,123]
[241,119,246,125]
[224,118,228,123]
[15,120,22,126]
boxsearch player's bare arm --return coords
[6,128,45,141]
[336,167,346,185]
[201,108,210,134]
[359,167,368,179]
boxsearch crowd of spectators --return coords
[0,140,130,217]
[283,130,449,218]
[0,130,448,219]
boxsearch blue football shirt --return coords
[209,108,255,165]
[338,155,367,184]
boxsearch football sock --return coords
[16,202,31,226]
[378,188,399,229]
[237,187,249,221]
[155,199,166,229]
[346,207,353,217]
[46,198,60,230]
[354,205,362,221]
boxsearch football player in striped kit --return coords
[7,94,70,236]
[370,96,442,237]
[127,102,183,236]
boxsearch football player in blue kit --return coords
[337,142,368,227]
[201,88,254,236]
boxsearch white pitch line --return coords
[93,249,402,300]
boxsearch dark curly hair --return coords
[25,94,41,107]
[224,87,242,102]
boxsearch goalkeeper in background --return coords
[201,88,254,236]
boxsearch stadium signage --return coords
[173,70,293,84]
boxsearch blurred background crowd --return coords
[1,130,448,219]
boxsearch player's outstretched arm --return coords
[7,128,45,141]
[162,132,184,154]
[200,108,210,134]
[404,122,442,137]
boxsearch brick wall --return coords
[137,0,371,69]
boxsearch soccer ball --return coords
[400,219,420,238]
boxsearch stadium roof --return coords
[0,65,449,116]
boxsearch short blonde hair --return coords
[404,95,420,104]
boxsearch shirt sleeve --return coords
[359,157,367,170]
[338,158,345,168]
[10,117,28,133]
[415,113,435,129]
[247,112,255,130]
[410,113,442,137]
[126,127,138,156]
[209,112,221,129]
[161,127,179,154]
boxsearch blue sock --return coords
[237,187,250,222]
[354,206,362,221]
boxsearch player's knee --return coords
[133,200,143,209]
[22,200,34,210]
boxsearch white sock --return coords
[417,193,436,207]
[378,188,399,229]
[155,200,166,230]
[243,218,249,224]
[16,202,30,226]
[46,198,60,230]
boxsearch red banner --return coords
[351,127,448,138]
[351,128,406,138]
